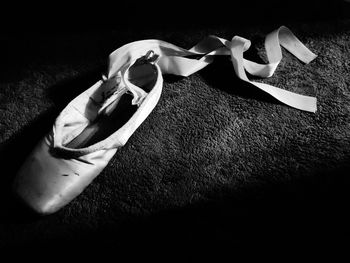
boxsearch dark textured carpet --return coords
[0,3,350,260]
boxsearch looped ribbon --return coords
[108,26,317,112]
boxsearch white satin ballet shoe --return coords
[13,50,162,214]
[13,26,317,214]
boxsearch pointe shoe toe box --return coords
[13,137,108,214]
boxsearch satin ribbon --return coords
[108,26,317,112]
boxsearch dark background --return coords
[1,0,349,260]
[1,1,348,31]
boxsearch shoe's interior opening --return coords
[128,60,158,92]
[66,93,137,149]
[65,62,157,149]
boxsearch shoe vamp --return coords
[14,136,113,214]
